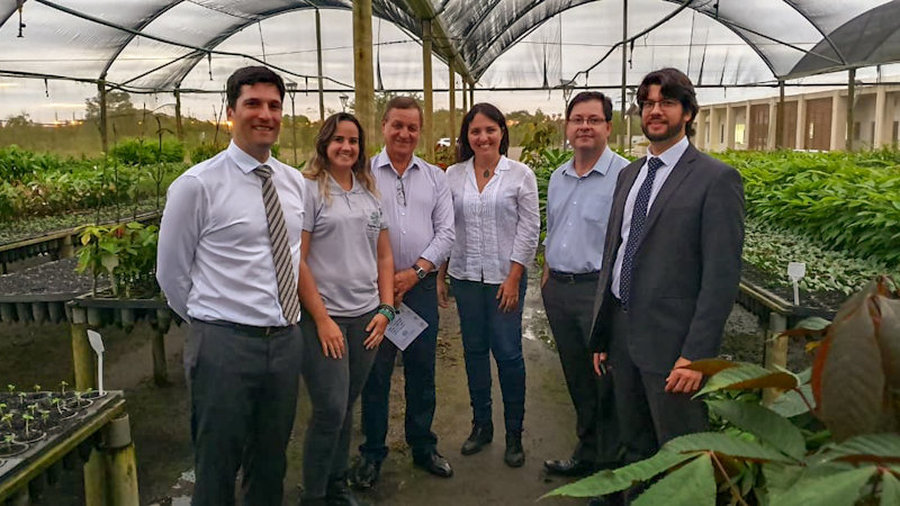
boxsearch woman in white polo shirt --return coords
[438,103,540,468]
[297,112,395,506]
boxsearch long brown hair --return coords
[303,112,378,203]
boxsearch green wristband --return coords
[377,304,396,322]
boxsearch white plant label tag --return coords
[787,262,806,281]
[787,262,806,306]
[86,329,105,395]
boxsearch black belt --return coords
[201,319,295,338]
[549,270,600,283]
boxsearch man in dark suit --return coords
[589,67,744,467]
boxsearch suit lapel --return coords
[605,158,642,270]
[633,144,697,252]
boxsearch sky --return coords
[0,1,896,124]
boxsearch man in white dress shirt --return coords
[157,66,305,506]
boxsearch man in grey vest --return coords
[157,66,305,506]
[350,97,455,488]
[542,91,627,478]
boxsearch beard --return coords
[642,118,686,143]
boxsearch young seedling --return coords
[27,403,38,417]
[40,410,50,426]
[17,392,26,406]
[0,402,6,417]
[22,413,33,437]
[6,384,14,394]
[1,414,12,431]
[59,381,68,397]
[2,433,13,450]
[51,397,63,415]
[32,384,41,393]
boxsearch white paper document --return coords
[384,303,428,351]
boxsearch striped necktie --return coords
[619,156,664,308]
[254,164,300,324]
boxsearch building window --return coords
[720,124,725,144]
[893,121,899,146]
[853,122,861,140]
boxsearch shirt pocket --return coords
[583,194,613,223]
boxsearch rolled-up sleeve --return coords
[510,169,540,267]
[420,170,455,266]
[156,175,205,322]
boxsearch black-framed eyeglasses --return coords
[566,117,606,126]
[396,176,406,207]
[641,99,680,112]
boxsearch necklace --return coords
[483,169,491,178]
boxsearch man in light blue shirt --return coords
[541,91,628,479]
[351,97,455,488]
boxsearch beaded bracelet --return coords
[377,303,396,323]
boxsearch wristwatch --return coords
[413,264,428,280]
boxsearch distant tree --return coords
[3,112,34,128]
[85,90,137,120]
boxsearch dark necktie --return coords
[619,156,664,307]
[254,164,301,323]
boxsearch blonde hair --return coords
[303,112,378,204]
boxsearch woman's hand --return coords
[496,274,521,313]
[316,317,345,359]
[437,278,450,308]
[364,313,390,349]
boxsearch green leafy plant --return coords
[110,137,185,164]
[546,276,900,505]
[189,143,226,164]
[76,221,160,298]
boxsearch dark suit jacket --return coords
[588,143,745,374]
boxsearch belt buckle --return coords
[562,273,576,284]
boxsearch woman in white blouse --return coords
[438,103,540,468]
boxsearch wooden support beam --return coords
[315,8,325,123]
[353,0,375,152]
[846,68,855,151]
[174,88,184,142]
[423,19,434,161]
[763,312,788,405]
[98,81,109,154]
[70,307,96,391]
[449,66,457,155]
[776,81,785,150]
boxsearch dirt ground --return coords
[0,270,767,506]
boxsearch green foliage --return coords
[110,137,185,164]
[76,221,160,298]
[0,145,65,180]
[715,149,900,266]
[548,278,900,505]
[190,143,226,164]
[519,122,562,168]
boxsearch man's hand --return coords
[592,352,608,376]
[665,356,702,394]
[394,269,418,301]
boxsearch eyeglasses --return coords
[641,99,681,112]
[396,176,406,207]
[566,117,607,126]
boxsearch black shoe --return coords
[461,421,493,455]
[326,474,368,506]
[348,457,380,490]
[413,451,454,478]
[504,433,525,468]
[544,458,594,477]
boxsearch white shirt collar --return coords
[648,135,689,169]
[373,148,423,175]
[563,146,616,178]
[227,140,273,174]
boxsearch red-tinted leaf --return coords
[684,359,739,376]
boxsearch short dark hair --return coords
[226,66,286,110]
[456,103,509,162]
[382,96,423,125]
[566,91,613,122]
[636,67,698,137]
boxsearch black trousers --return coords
[185,320,303,506]
[360,275,440,462]
[542,276,620,465]
[608,302,709,464]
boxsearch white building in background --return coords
[695,84,900,152]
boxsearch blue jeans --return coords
[451,275,527,435]
[359,275,440,462]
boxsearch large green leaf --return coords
[776,466,876,506]
[706,399,805,461]
[881,471,900,506]
[769,384,815,418]
[664,432,795,463]
[762,461,805,496]
[543,450,695,498]
[811,433,900,466]
[696,363,797,397]
[632,455,715,506]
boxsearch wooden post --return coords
[174,88,184,142]
[620,0,628,149]
[84,448,107,506]
[98,81,109,154]
[152,309,170,386]
[763,312,788,405]
[449,66,457,155]
[776,81,785,150]
[846,68,855,151]
[352,0,375,152]
[71,306,96,391]
[315,8,325,123]
[422,18,434,161]
[469,80,474,107]
[103,414,139,505]
[58,235,75,259]
[462,79,468,114]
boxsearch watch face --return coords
[415,266,426,279]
